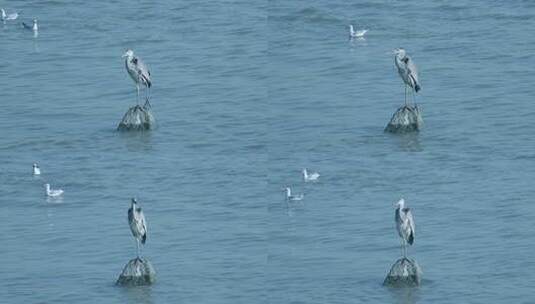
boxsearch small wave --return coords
[275,7,342,25]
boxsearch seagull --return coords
[122,49,152,105]
[1,8,18,22]
[33,163,41,175]
[394,48,421,106]
[349,24,367,38]
[22,18,38,37]
[394,198,415,258]
[45,183,64,197]
[128,198,147,258]
[284,187,304,201]
[302,168,320,182]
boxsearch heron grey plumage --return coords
[394,198,415,258]
[122,49,152,104]
[394,48,420,105]
[128,198,147,258]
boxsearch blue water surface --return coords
[1,0,535,303]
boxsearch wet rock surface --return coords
[117,103,155,131]
[384,105,423,133]
[383,257,422,287]
[116,257,156,286]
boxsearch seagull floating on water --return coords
[1,8,18,22]
[302,168,320,182]
[284,187,304,201]
[45,183,64,197]
[394,198,415,258]
[22,18,38,36]
[394,48,421,106]
[123,49,152,105]
[128,198,147,258]
[33,163,41,175]
[349,24,367,38]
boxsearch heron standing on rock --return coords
[394,198,415,258]
[123,49,152,105]
[128,198,147,258]
[394,48,421,106]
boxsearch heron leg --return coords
[136,239,140,258]
[145,86,151,108]
[404,85,407,106]
[144,97,151,109]
[136,85,140,105]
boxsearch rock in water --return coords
[116,257,156,286]
[384,105,423,133]
[117,104,155,131]
[383,257,422,287]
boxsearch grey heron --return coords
[394,48,421,106]
[394,198,415,258]
[302,168,320,182]
[122,49,152,105]
[128,198,147,258]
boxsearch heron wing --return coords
[404,208,415,244]
[138,208,148,244]
[135,57,152,86]
[406,57,419,85]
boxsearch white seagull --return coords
[394,198,415,258]
[1,8,18,22]
[394,48,421,105]
[45,183,64,197]
[349,24,367,38]
[122,49,152,105]
[33,163,41,175]
[128,198,147,258]
[284,187,304,201]
[302,168,320,182]
[22,18,38,37]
